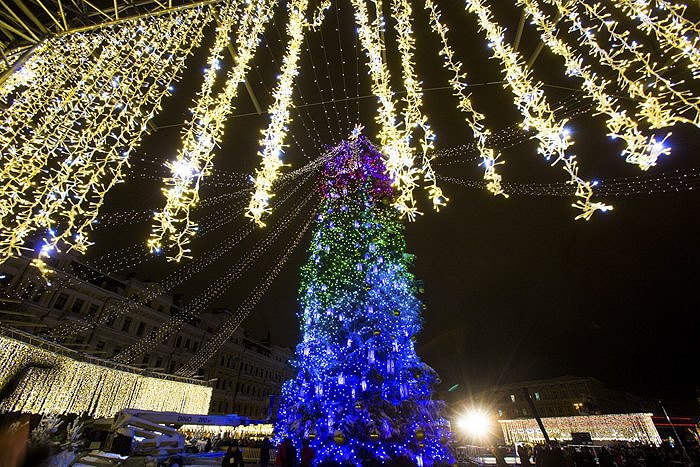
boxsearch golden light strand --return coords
[575,1,700,126]
[464,0,611,220]
[0,36,103,155]
[151,0,274,260]
[349,0,419,219]
[613,0,700,78]
[177,212,314,377]
[44,13,210,262]
[310,0,332,30]
[0,31,127,230]
[246,0,312,226]
[0,7,211,268]
[424,0,506,197]
[544,0,698,129]
[391,0,447,210]
[520,0,671,170]
[117,186,315,364]
[0,331,211,417]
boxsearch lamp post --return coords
[659,400,692,464]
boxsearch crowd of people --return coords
[489,441,700,466]
[189,435,316,467]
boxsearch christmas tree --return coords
[275,134,453,466]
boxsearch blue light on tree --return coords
[275,134,453,466]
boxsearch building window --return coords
[193,341,199,352]
[96,341,106,351]
[87,304,99,317]
[53,293,69,310]
[142,355,150,365]
[534,392,541,400]
[20,282,34,299]
[32,287,44,302]
[510,394,516,403]
[176,336,182,348]
[106,314,117,327]
[136,322,145,337]
[121,317,132,332]
[0,273,14,287]
[155,358,162,369]
[185,338,190,350]
[522,408,528,416]
[71,298,85,314]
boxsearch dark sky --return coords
[87,1,700,414]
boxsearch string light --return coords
[115,184,317,364]
[0,45,31,77]
[0,6,212,270]
[464,0,611,220]
[424,0,505,197]
[333,3,354,131]
[246,0,312,226]
[500,413,661,445]
[439,166,700,198]
[310,0,332,31]
[574,1,700,126]
[542,0,697,130]
[392,0,447,210]
[151,0,275,260]
[613,0,700,78]
[49,169,315,344]
[177,212,315,376]
[0,330,211,417]
[519,0,672,170]
[350,0,420,220]
[257,18,326,155]
[309,1,347,136]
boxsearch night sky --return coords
[86,0,700,414]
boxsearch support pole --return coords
[10,0,49,33]
[526,42,545,69]
[513,10,526,51]
[0,41,38,86]
[522,387,550,444]
[226,40,263,114]
[2,0,42,41]
[55,0,224,36]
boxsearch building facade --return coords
[474,376,651,420]
[0,253,294,417]
[499,413,662,445]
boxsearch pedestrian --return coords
[222,442,245,467]
[300,439,315,467]
[284,438,297,467]
[276,438,288,466]
[260,437,271,467]
[517,444,531,466]
[492,445,507,467]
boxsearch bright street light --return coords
[456,409,492,439]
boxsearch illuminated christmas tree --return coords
[275,134,453,466]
